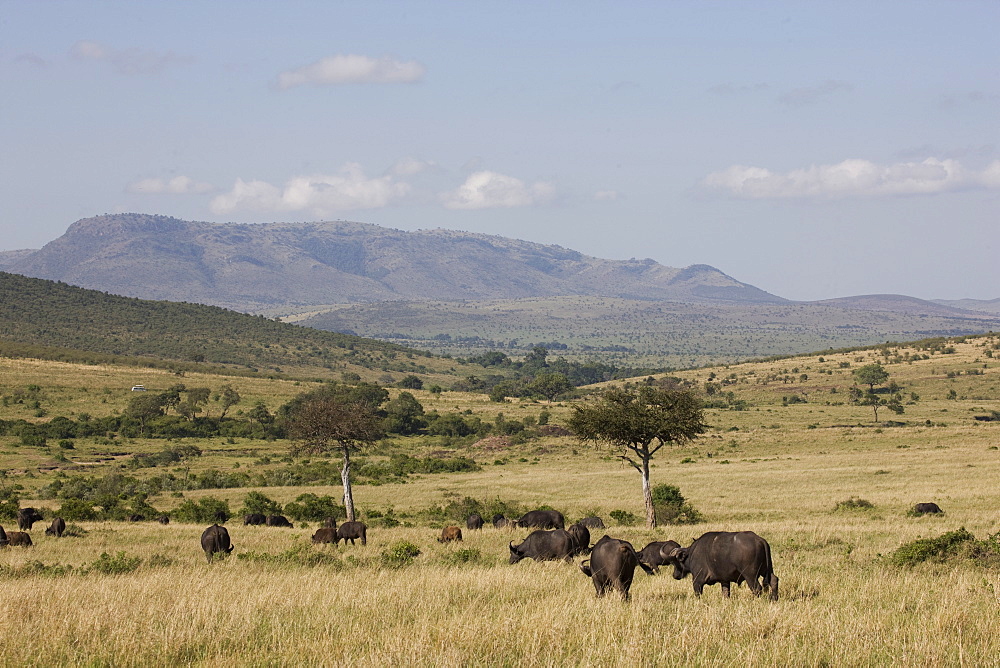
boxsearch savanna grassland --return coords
[0,335,999,666]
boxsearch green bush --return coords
[57,498,99,521]
[441,548,482,566]
[380,541,421,569]
[237,542,343,569]
[609,509,639,526]
[283,493,344,522]
[890,528,977,566]
[834,497,875,512]
[87,551,142,575]
[239,491,284,518]
[651,485,704,525]
[171,496,230,524]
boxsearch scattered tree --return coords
[568,386,706,527]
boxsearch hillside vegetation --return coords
[0,333,998,664]
[0,271,480,385]
[298,294,1000,367]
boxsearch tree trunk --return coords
[341,445,355,522]
[642,457,656,528]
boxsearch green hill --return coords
[0,271,474,384]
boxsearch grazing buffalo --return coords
[637,540,681,571]
[323,517,339,529]
[157,515,170,525]
[45,517,66,537]
[579,535,655,600]
[0,526,7,546]
[509,529,574,564]
[7,531,33,547]
[243,513,266,526]
[17,507,43,531]
[567,523,591,556]
[200,524,234,563]
[517,510,565,530]
[127,514,145,522]
[493,514,515,529]
[913,502,943,515]
[466,513,484,530]
[578,516,606,530]
[663,531,778,600]
[439,526,463,543]
[312,527,338,544]
[214,510,229,524]
[336,521,368,546]
[265,514,293,528]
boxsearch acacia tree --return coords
[286,394,385,522]
[568,385,706,527]
[851,363,903,422]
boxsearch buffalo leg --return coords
[768,574,779,601]
[721,582,731,598]
[693,580,705,597]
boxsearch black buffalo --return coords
[566,523,591,556]
[214,510,229,524]
[336,521,367,545]
[7,531,33,547]
[244,513,267,526]
[44,517,66,537]
[509,529,574,564]
[0,525,7,547]
[517,510,565,530]
[200,524,234,563]
[637,540,681,571]
[466,513,484,530]
[493,514,515,529]
[580,535,655,600]
[17,507,43,531]
[312,527,338,544]
[127,514,145,522]
[913,502,943,515]
[663,531,778,600]
[578,516,606,530]
[265,514,293,528]
[157,515,170,525]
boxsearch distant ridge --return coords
[8,213,786,312]
[932,297,1000,315]
[811,294,984,317]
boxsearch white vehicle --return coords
[131,385,146,391]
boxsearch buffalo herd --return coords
[0,499,951,603]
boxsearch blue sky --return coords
[2,1,998,301]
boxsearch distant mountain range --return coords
[0,213,784,312]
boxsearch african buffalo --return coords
[7,531,33,547]
[336,521,367,545]
[0,526,7,546]
[265,514,293,528]
[44,517,66,537]
[200,524,234,563]
[17,507,43,531]
[637,540,681,571]
[567,523,591,556]
[243,513,266,526]
[157,515,170,525]
[214,510,229,524]
[663,531,778,600]
[466,513,484,530]
[312,527,338,544]
[127,514,145,522]
[578,516,606,530]
[493,514,515,529]
[439,526,463,543]
[913,502,943,515]
[517,510,565,530]
[509,529,574,564]
[579,535,655,600]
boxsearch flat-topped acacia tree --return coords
[568,385,706,528]
[285,384,387,522]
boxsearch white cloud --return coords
[276,54,425,89]
[210,163,411,216]
[388,157,435,177]
[127,176,214,195]
[440,171,556,210]
[700,158,1000,199]
[594,190,621,201]
[70,40,184,76]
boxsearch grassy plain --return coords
[0,335,999,665]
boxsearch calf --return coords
[439,526,463,543]
[580,535,655,600]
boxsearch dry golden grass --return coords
[1,335,999,665]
